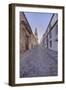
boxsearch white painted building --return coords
[41,13,58,52]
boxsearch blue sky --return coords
[24,12,53,43]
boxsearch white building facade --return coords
[41,13,58,52]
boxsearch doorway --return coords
[25,35,29,51]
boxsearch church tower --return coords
[35,28,38,41]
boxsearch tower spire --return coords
[35,28,38,41]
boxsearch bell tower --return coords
[35,28,38,41]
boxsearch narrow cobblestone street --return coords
[20,45,58,78]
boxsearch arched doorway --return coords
[25,35,29,51]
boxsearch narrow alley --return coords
[20,45,58,78]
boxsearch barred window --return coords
[50,40,52,47]
[49,31,52,38]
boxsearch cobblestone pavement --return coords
[20,45,58,78]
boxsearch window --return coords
[49,31,52,38]
[46,36,48,48]
[50,40,52,47]
[55,38,58,42]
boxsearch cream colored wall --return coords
[20,12,38,54]
[31,34,38,48]
[20,25,26,54]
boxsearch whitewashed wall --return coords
[48,24,58,51]
[42,14,58,52]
